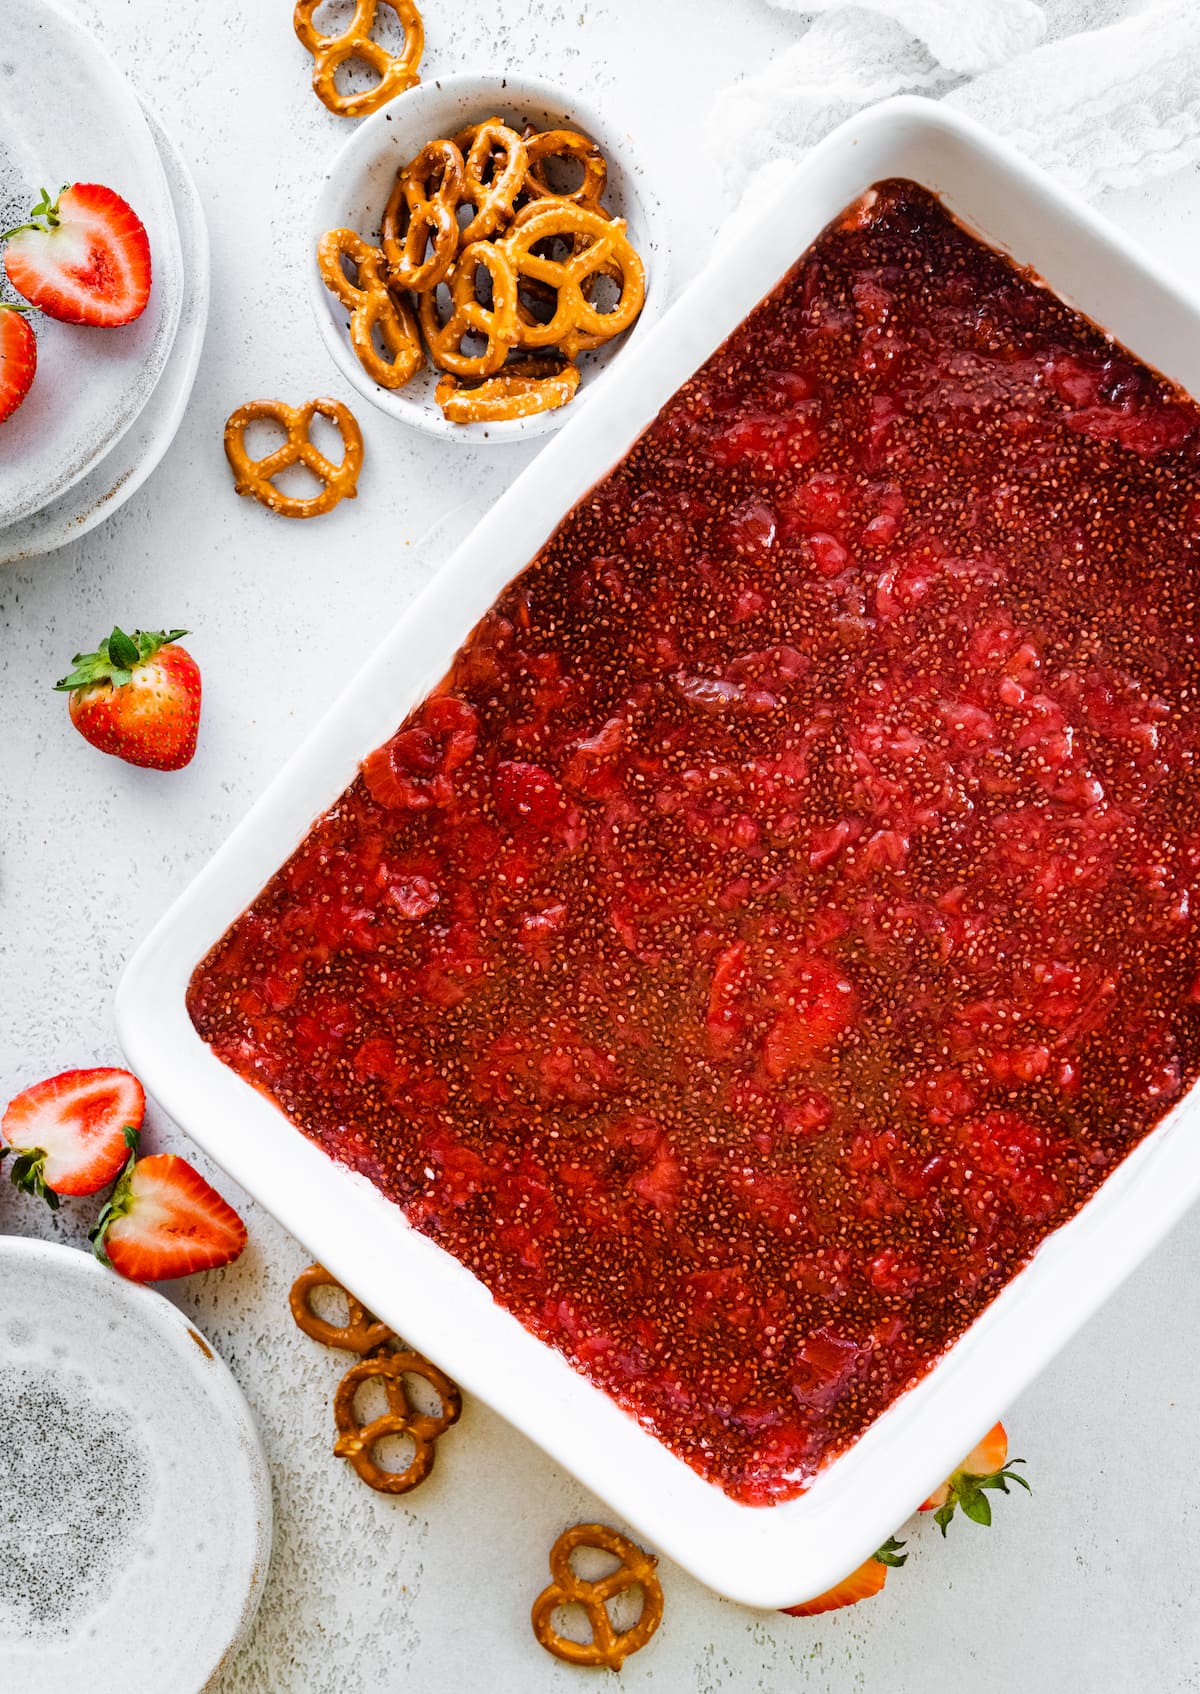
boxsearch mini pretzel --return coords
[515,275,608,359]
[289,1263,395,1354]
[436,359,580,424]
[418,240,520,378]
[531,1523,664,1670]
[383,139,464,293]
[502,202,645,359]
[522,129,608,212]
[317,228,424,389]
[333,1349,462,1493]
[223,397,363,518]
[456,121,529,245]
[294,0,423,119]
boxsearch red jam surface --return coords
[190,181,1200,1503]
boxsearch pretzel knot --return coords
[436,358,580,424]
[223,398,363,519]
[294,0,423,119]
[522,129,609,212]
[502,203,646,360]
[289,1263,395,1354]
[418,240,520,378]
[332,1350,462,1494]
[383,139,465,293]
[317,228,424,389]
[531,1524,664,1670]
[454,121,529,245]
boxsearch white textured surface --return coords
[2,2,1200,1689]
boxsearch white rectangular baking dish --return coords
[117,96,1200,1609]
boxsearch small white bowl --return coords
[307,71,670,443]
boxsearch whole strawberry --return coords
[55,626,200,771]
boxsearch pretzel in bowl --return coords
[318,228,424,389]
[333,1348,463,1493]
[454,121,529,245]
[294,0,423,119]
[289,1263,395,1354]
[531,1523,664,1669]
[435,359,580,424]
[383,138,465,293]
[418,240,521,378]
[223,397,363,518]
[522,129,608,213]
[503,202,645,360]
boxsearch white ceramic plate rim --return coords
[0,0,184,524]
[306,70,671,443]
[118,97,1200,1607]
[0,101,210,563]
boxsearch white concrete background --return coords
[3,3,1200,1689]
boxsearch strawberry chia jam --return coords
[189,181,1200,1503]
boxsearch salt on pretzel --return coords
[333,1349,462,1493]
[435,359,580,424]
[531,1523,664,1669]
[455,120,529,245]
[289,1263,395,1354]
[418,240,521,378]
[383,139,465,293]
[522,129,608,212]
[502,202,645,360]
[223,397,363,519]
[317,228,424,389]
[294,0,423,119]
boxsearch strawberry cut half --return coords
[4,183,151,326]
[91,1136,247,1282]
[1,1067,145,1207]
[780,1537,907,1618]
[0,303,37,426]
[919,1420,1030,1532]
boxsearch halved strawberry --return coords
[361,696,478,811]
[55,626,200,771]
[780,1536,906,1617]
[4,184,151,326]
[920,1421,1030,1532]
[91,1134,247,1282]
[0,303,36,425]
[1,1067,144,1207]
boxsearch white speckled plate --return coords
[0,0,183,526]
[0,102,209,563]
[0,1236,272,1693]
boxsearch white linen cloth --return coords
[711,0,1200,205]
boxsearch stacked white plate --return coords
[0,0,210,562]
